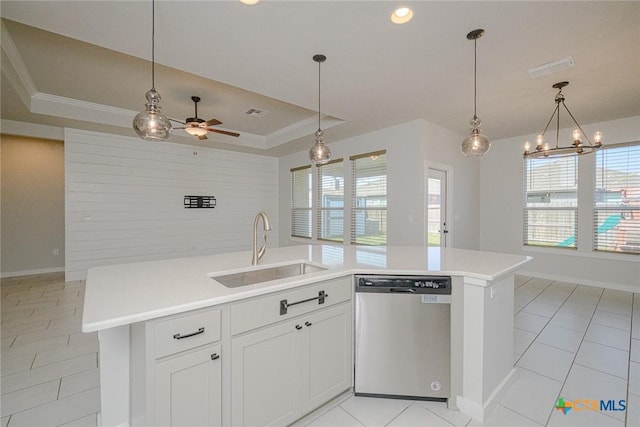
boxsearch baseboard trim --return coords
[1,267,64,279]
[518,269,638,293]
[456,368,517,423]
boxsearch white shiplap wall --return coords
[65,129,278,281]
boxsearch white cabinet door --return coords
[155,344,222,427]
[303,302,353,413]
[231,319,303,427]
[231,301,353,426]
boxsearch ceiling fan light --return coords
[133,89,172,141]
[185,126,207,137]
[239,0,260,4]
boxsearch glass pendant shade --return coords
[461,29,490,156]
[133,89,172,141]
[309,54,331,165]
[461,116,490,156]
[309,129,331,164]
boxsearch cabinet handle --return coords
[295,324,303,330]
[210,353,220,360]
[173,327,205,340]
[305,321,312,327]
[280,290,328,315]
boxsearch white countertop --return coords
[82,244,530,333]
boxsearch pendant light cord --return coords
[317,58,321,132]
[151,0,156,91]
[473,37,477,119]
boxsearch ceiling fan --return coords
[172,96,240,140]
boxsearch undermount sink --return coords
[210,262,327,288]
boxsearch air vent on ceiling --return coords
[528,56,575,79]
[244,107,269,118]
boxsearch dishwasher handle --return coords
[389,288,416,294]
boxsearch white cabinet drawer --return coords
[230,276,352,336]
[153,309,221,359]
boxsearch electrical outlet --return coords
[53,248,60,255]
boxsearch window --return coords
[317,159,344,242]
[291,165,312,238]
[523,156,578,248]
[351,151,387,245]
[594,142,640,254]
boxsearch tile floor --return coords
[1,273,638,426]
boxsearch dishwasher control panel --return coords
[355,275,451,295]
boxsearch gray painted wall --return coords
[1,134,65,276]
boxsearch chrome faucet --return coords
[251,212,272,265]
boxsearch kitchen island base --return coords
[83,245,529,426]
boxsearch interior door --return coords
[427,168,448,247]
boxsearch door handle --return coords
[280,290,328,315]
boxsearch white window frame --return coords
[523,156,578,249]
[350,150,387,246]
[593,141,640,255]
[316,159,345,242]
[290,165,312,239]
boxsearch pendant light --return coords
[461,29,490,156]
[309,54,331,165]
[133,0,172,141]
[523,82,602,158]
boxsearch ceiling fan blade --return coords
[198,134,208,141]
[207,128,240,138]
[205,118,222,126]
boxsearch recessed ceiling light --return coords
[239,0,260,5]
[391,7,414,24]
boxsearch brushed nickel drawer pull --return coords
[280,290,328,315]
[173,327,205,340]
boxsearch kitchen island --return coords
[82,244,530,426]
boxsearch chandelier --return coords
[523,82,602,158]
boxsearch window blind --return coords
[594,142,640,254]
[291,165,312,238]
[316,159,344,242]
[350,151,387,245]
[523,156,578,248]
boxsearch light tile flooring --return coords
[1,273,638,426]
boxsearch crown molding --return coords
[1,19,343,152]
[1,119,64,140]
[265,114,346,149]
[1,20,36,108]
[30,92,137,128]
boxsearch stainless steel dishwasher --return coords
[354,274,451,401]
